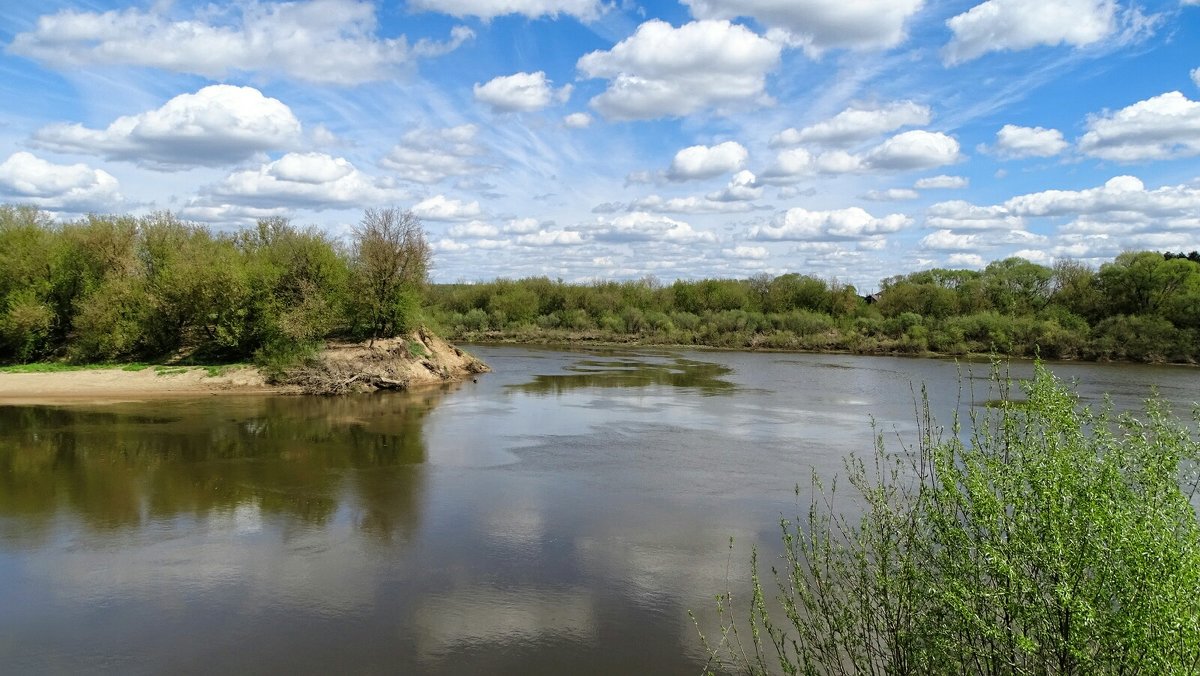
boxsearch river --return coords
[1,346,1197,674]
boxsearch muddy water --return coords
[1,347,1196,674]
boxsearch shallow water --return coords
[1,347,1196,674]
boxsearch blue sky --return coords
[0,0,1197,289]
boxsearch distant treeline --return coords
[4,203,1199,366]
[425,252,1200,363]
[0,205,429,366]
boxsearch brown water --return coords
[1,347,1197,674]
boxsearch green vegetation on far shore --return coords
[424,251,1200,363]
[4,201,1198,368]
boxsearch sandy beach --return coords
[0,366,284,405]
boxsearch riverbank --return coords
[0,329,489,404]
[442,328,1199,366]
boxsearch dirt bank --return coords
[0,329,489,404]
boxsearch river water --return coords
[1,346,1197,674]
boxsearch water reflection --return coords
[0,386,456,544]
[508,355,736,395]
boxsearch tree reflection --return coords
[0,386,456,544]
[508,357,736,396]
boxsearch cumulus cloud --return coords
[412,194,483,221]
[447,220,500,238]
[770,101,931,148]
[864,188,920,201]
[708,170,763,202]
[628,194,763,214]
[1193,67,1200,88]
[0,152,122,212]
[750,207,911,241]
[723,245,769,259]
[926,201,1023,230]
[32,85,301,170]
[474,71,572,112]
[563,112,593,129]
[590,212,717,243]
[667,142,748,181]
[577,20,781,120]
[516,229,586,246]
[920,228,1045,250]
[943,0,1118,64]
[8,0,471,85]
[947,253,986,267]
[864,130,962,170]
[928,176,1200,242]
[380,124,488,184]
[207,152,404,210]
[993,124,1069,158]
[410,0,604,21]
[761,130,960,183]
[1077,91,1200,161]
[915,175,969,189]
[682,0,924,55]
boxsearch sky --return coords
[0,0,1197,289]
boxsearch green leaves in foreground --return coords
[702,363,1200,675]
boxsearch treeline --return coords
[0,205,429,365]
[426,253,1200,363]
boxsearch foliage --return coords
[0,205,430,367]
[698,364,1200,675]
[424,252,1200,364]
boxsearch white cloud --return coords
[761,130,960,183]
[944,0,1118,64]
[947,253,985,268]
[993,124,1069,158]
[410,0,604,21]
[577,20,781,120]
[708,170,763,202]
[864,188,920,201]
[682,0,924,55]
[474,71,572,113]
[8,0,471,85]
[667,141,748,181]
[448,220,500,238]
[722,245,768,260]
[1077,91,1200,161]
[750,207,911,241]
[380,124,487,184]
[563,112,593,129]
[629,194,762,214]
[503,218,541,234]
[591,212,717,243]
[516,229,586,246]
[32,85,301,170]
[926,200,1023,230]
[922,228,1046,250]
[771,101,931,148]
[864,130,962,170]
[1192,67,1200,88]
[0,152,121,212]
[412,194,483,221]
[915,175,969,189]
[928,177,1200,247]
[208,152,404,210]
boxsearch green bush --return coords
[700,364,1200,674]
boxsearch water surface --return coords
[1,347,1196,674]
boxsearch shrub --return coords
[700,363,1200,675]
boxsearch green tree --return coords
[349,208,430,343]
